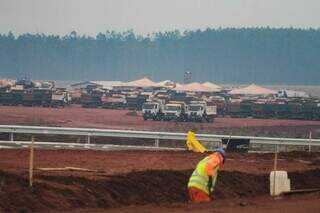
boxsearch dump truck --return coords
[81,90,103,108]
[187,101,217,122]
[163,101,188,121]
[51,90,70,107]
[142,101,164,120]
[312,103,320,120]
[0,90,15,105]
[126,95,147,110]
[227,100,252,118]
[252,101,275,118]
[101,95,127,109]
[22,88,52,106]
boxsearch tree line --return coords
[0,28,319,85]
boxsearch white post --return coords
[29,135,35,187]
[10,132,14,141]
[308,131,312,152]
[87,134,91,145]
[155,138,159,147]
[272,144,278,196]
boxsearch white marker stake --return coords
[29,135,35,187]
[272,146,278,196]
[309,131,312,152]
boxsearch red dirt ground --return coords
[0,149,319,212]
[1,106,320,212]
[0,105,320,137]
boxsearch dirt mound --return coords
[215,171,268,198]
[289,169,320,189]
[0,169,319,212]
[0,169,266,212]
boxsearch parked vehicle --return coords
[126,95,147,110]
[142,101,164,120]
[187,101,217,122]
[22,88,52,106]
[81,89,103,108]
[51,90,70,107]
[163,101,188,121]
[102,95,127,109]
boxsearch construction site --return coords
[0,149,319,212]
[1,78,320,122]
[0,103,319,212]
[1,1,320,211]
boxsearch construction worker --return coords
[187,148,226,203]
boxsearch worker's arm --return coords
[206,154,223,195]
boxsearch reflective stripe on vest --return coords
[188,156,219,194]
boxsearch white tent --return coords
[126,77,156,87]
[202,82,222,92]
[154,80,176,88]
[93,81,126,90]
[175,82,213,92]
[0,79,15,88]
[229,84,277,95]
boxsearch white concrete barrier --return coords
[270,171,291,196]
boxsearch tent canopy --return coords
[229,84,277,95]
[0,79,15,88]
[175,82,218,92]
[154,80,176,88]
[126,77,156,87]
[92,81,126,90]
[202,82,222,91]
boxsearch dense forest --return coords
[0,28,319,85]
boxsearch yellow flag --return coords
[186,131,207,153]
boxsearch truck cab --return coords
[187,103,205,122]
[142,102,163,120]
[51,90,70,107]
[164,102,187,121]
[187,101,217,122]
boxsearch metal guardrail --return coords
[0,125,319,150]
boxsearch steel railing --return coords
[0,125,319,150]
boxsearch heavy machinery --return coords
[81,89,103,108]
[163,101,188,121]
[228,100,252,118]
[22,88,52,106]
[0,86,23,106]
[51,90,70,107]
[102,95,127,109]
[252,101,275,118]
[142,101,165,120]
[126,95,147,110]
[187,101,217,122]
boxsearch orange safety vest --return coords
[188,153,223,194]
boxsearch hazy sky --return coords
[1,0,320,36]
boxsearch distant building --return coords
[184,71,192,84]
[277,89,309,98]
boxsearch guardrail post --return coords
[29,135,35,187]
[155,138,159,147]
[10,132,14,141]
[308,131,312,152]
[274,142,279,153]
[87,134,91,145]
